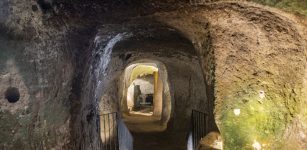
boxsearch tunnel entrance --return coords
[121,62,170,133]
[94,22,217,150]
[126,64,157,116]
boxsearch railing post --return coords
[100,112,134,150]
[100,112,119,150]
[191,109,208,150]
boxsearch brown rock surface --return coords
[0,0,306,149]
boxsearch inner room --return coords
[125,64,160,117]
[121,62,169,133]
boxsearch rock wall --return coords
[0,0,306,149]
[95,22,208,132]
[201,3,306,149]
[0,15,74,150]
[155,2,307,149]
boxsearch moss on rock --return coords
[219,86,300,149]
[252,0,307,17]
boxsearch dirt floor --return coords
[123,113,165,133]
[123,113,186,150]
[132,132,186,150]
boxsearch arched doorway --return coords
[121,61,171,132]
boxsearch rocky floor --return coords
[123,113,165,133]
[132,131,186,150]
[123,113,186,150]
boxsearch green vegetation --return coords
[219,88,293,149]
[252,0,307,17]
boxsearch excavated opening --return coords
[37,0,53,13]
[4,87,20,103]
[92,23,213,150]
[124,64,158,116]
[121,61,171,133]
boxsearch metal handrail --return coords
[99,112,133,150]
[191,109,208,150]
[100,112,119,150]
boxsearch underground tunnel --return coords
[95,24,210,149]
[0,0,307,150]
